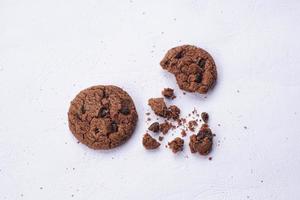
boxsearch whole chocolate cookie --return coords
[160,45,217,94]
[68,85,138,150]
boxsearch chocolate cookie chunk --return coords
[189,124,213,155]
[148,98,168,118]
[162,88,176,99]
[68,85,138,150]
[160,45,217,94]
[143,133,160,149]
[168,137,184,153]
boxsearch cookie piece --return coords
[68,85,138,150]
[159,121,172,135]
[189,124,213,155]
[168,137,184,153]
[143,133,160,149]
[162,88,176,99]
[160,45,217,94]
[167,105,181,120]
[148,122,160,133]
[201,112,209,123]
[188,120,198,132]
[148,98,168,118]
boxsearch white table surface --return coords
[1,0,300,199]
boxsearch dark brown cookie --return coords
[160,45,217,94]
[143,133,160,150]
[68,85,138,150]
[189,124,213,155]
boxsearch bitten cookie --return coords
[68,85,138,150]
[160,45,217,94]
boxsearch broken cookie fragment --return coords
[148,98,168,118]
[201,112,209,123]
[168,137,184,153]
[188,120,198,132]
[159,121,173,135]
[167,105,181,120]
[189,124,213,155]
[162,88,176,99]
[148,122,160,133]
[143,133,160,150]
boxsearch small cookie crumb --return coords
[143,133,160,149]
[188,120,198,132]
[148,122,160,133]
[167,105,181,120]
[159,121,172,135]
[148,98,168,117]
[189,124,214,155]
[201,112,209,123]
[162,88,176,99]
[208,157,212,160]
[158,136,164,141]
[181,129,187,137]
[168,137,184,153]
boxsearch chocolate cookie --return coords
[160,45,217,94]
[68,85,138,150]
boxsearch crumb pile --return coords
[142,88,215,157]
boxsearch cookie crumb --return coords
[189,124,213,155]
[158,136,164,141]
[148,98,168,117]
[244,126,248,129]
[143,133,160,150]
[40,187,43,190]
[147,117,151,121]
[162,88,176,99]
[148,122,160,133]
[208,157,212,160]
[159,121,172,135]
[145,112,150,115]
[181,130,187,137]
[167,105,180,120]
[168,137,184,153]
[188,120,198,132]
[201,112,209,123]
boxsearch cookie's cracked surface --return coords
[160,45,217,94]
[68,85,138,150]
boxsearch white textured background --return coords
[1,0,300,199]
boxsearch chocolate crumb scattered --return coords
[148,122,160,133]
[189,124,213,155]
[146,112,150,115]
[159,121,172,135]
[181,129,187,137]
[143,133,160,149]
[147,117,151,121]
[201,112,209,123]
[188,120,198,132]
[244,126,248,129]
[158,136,164,141]
[168,137,184,153]
[208,157,212,160]
[162,88,176,99]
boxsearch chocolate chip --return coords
[195,74,202,83]
[94,128,99,134]
[98,107,108,118]
[197,58,206,68]
[120,100,130,115]
[175,51,183,59]
[80,105,86,114]
[110,121,118,133]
